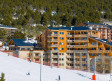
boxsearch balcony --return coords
[34,56,40,59]
[74,45,88,48]
[67,45,88,48]
[88,45,98,48]
[52,55,58,58]
[67,45,74,48]
[66,55,74,58]
[66,61,74,64]
[73,40,89,42]
[48,34,58,37]
[66,35,74,37]
[66,40,73,42]
[47,39,58,42]
[82,56,87,58]
[74,34,88,37]
[89,50,103,53]
[47,50,59,53]
[66,50,74,53]
[104,50,111,53]
[66,50,88,53]
[52,60,58,63]
[75,56,80,58]
[75,61,80,64]
[82,61,87,64]
[48,44,58,47]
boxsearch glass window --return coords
[62,32,64,34]
[60,32,61,34]
[54,48,57,50]
[62,48,64,50]
[54,32,57,34]
[21,48,25,50]
[62,37,64,40]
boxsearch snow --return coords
[0,51,111,81]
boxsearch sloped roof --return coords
[12,39,34,46]
[48,26,90,30]
[0,25,17,29]
[89,36,112,46]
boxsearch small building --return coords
[9,39,34,51]
[8,39,44,64]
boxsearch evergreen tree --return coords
[0,73,5,81]
[12,31,25,39]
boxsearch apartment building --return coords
[78,22,112,42]
[37,26,112,73]
[0,25,17,36]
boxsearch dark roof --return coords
[48,26,90,30]
[12,39,34,46]
[0,25,17,29]
[84,22,105,25]
[89,36,112,46]
[106,25,112,29]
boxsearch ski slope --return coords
[0,51,111,81]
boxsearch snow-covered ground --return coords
[0,51,111,81]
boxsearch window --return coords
[62,42,64,45]
[27,48,30,50]
[60,37,61,39]
[60,42,61,45]
[98,53,102,56]
[54,32,57,34]
[62,37,64,40]
[21,48,25,50]
[62,63,64,66]
[54,48,57,50]
[60,32,61,34]
[62,48,64,50]
[62,53,64,55]
[62,32,64,34]
[62,58,64,60]
[105,53,108,56]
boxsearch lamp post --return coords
[39,54,45,81]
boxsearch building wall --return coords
[14,50,44,64]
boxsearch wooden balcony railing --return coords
[47,39,58,42]
[48,34,58,37]
[48,44,58,47]
[74,34,88,37]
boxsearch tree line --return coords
[0,0,112,38]
[0,0,112,26]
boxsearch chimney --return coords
[26,36,28,41]
[71,27,72,30]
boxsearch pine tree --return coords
[0,73,5,81]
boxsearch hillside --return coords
[0,51,111,81]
